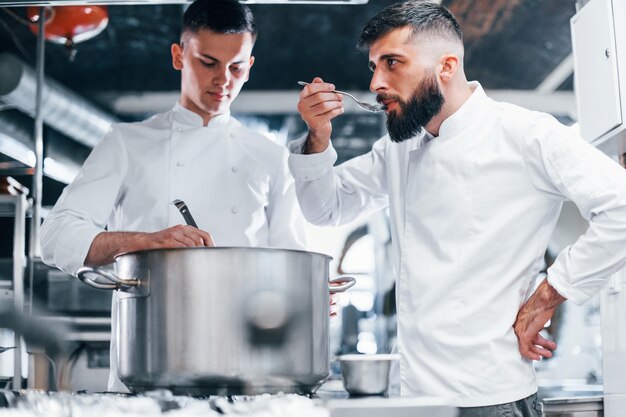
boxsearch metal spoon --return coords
[297,81,386,112]
[172,199,198,228]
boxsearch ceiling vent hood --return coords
[0,0,368,6]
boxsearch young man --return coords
[289,1,626,415]
[41,0,306,391]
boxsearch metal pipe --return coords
[30,6,45,261]
[0,112,86,184]
[0,53,118,149]
[11,194,27,390]
[25,11,46,390]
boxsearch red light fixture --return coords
[26,6,109,59]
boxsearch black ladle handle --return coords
[172,199,198,228]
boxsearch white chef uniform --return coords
[41,102,307,390]
[287,82,626,407]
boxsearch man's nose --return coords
[214,68,230,87]
[369,68,386,93]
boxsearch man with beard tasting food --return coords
[289,1,626,415]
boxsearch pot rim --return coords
[115,246,334,261]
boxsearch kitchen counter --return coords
[0,388,458,417]
[5,380,607,416]
[538,382,603,400]
[536,383,604,417]
[316,379,457,417]
[543,396,604,417]
[322,397,457,417]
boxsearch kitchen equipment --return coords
[0,347,16,354]
[0,308,67,356]
[76,247,355,395]
[338,354,399,396]
[47,268,111,314]
[172,199,198,228]
[0,390,458,417]
[543,395,604,417]
[297,81,386,112]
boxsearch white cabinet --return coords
[572,4,626,417]
[571,0,626,154]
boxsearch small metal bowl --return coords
[338,354,400,396]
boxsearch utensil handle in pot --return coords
[76,266,139,290]
[329,276,356,293]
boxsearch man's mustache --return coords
[376,94,402,104]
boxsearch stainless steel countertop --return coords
[315,380,458,417]
[543,395,604,413]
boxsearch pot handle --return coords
[76,266,139,290]
[329,276,356,294]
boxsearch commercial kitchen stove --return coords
[0,386,458,417]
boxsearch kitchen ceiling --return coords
[0,0,578,201]
[0,0,577,94]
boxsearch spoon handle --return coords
[172,199,199,228]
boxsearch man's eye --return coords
[387,58,397,67]
[231,66,243,73]
[201,61,216,68]
[368,63,376,72]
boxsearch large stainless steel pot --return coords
[76,247,355,396]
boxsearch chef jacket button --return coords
[231,166,238,173]
[231,206,239,214]
[176,161,184,167]
[176,127,183,133]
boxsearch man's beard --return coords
[379,73,445,143]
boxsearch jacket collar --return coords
[172,101,232,128]
[437,81,487,139]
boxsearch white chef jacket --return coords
[41,102,307,391]
[288,82,626,407]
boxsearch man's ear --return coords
[171,43,184,71]
[438,54,460,83]
[245,55,255,82]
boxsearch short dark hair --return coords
[182,0,258,42]
[357,1,462,51]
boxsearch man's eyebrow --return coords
[199,53,220,62]
[369,53,403,68]
[380,53,402,61]
[199,53,246,65]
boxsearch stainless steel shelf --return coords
[41,316,111,326]
[37,316,111,343]
[0,202,30,218]
[64,332,111,342]
[0,194,28,390]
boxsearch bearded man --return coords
[288,1,626,416]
